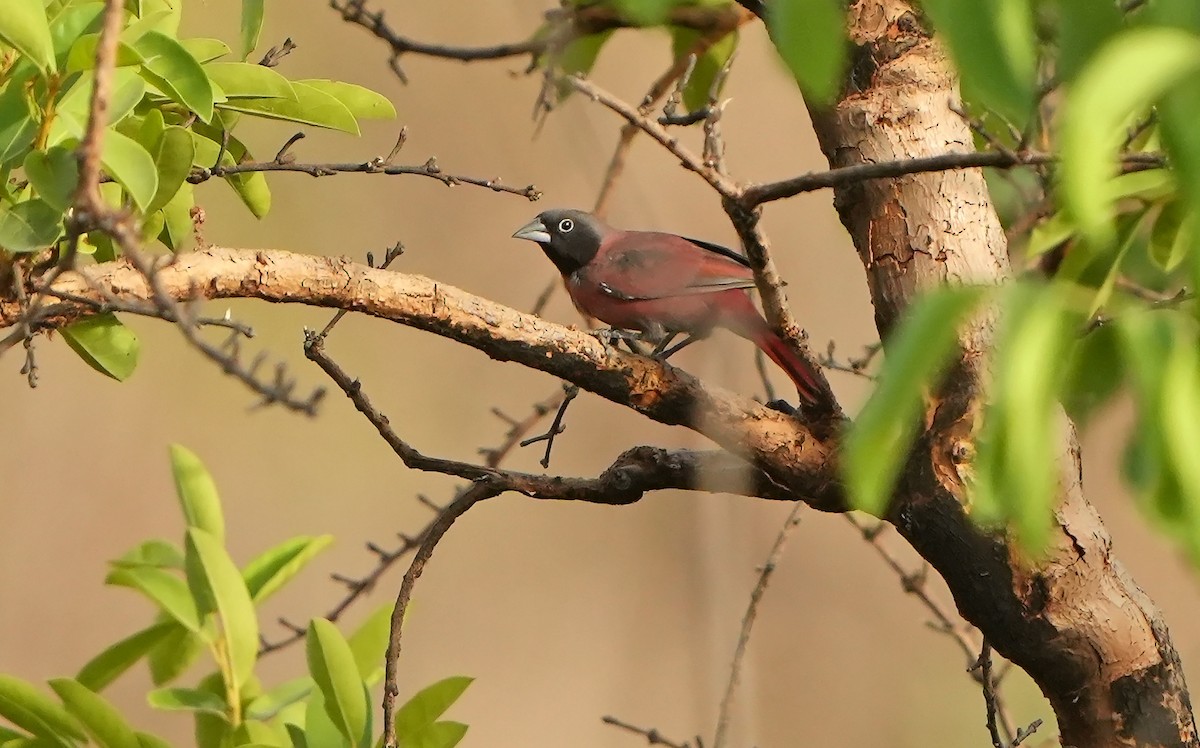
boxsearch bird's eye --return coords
[558,218,574,233]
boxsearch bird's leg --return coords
[589,327,643,346]
[648,332,680,358]
[654,331,709,361]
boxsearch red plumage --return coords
[513,210,834,409]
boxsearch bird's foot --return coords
[765,399,799,416]
[590,328,643,346]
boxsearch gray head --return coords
[511,209,610,276]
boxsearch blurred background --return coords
[3,1,1198,746]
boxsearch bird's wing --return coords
[587,232,757,301]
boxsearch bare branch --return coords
[713,503,803,748]
[602,715,694,748]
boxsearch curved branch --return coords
[2,248,843,509]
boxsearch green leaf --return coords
[134,732,172,748]
[0,675,85,743]
[0,199,63,253]
[48,679,138,748]
[669,28,738,111]
[297,80,396,120]
[101,128,159,211]
[124,0,180,38]
[106,567,200,631]
[189,129,271,218]
[180,38,231,63]
[184,528,259,688]
[65,34,146,72]
[1060,29,1200,247]
[146,688,228,717]
[240,0,265,59]
[396,677,472,738]
[147,623,204,686]
[301,688,343,748]
[52,69,147,140]
[205,62,295,100]
[134,30,215,122]
[62,313,140,381]
[402,721,468,748]
[216,81,359,134]
[919,0,1037,123]
[347,604,392,687]
[0,82,36,167]
[612,0,673,26]
[1053,0,1122,84]
[23,147,78,211]
[77,622,177,692]
[546,31,613,102]
[159,182,195,250]
[245,679,313,722]
[169,444,226,544]
[305,619,369,748]
[973,286,1080,552]
[0,0,56,73]
[111,539,185,570]
[1149,200,1194,272]
[1054,208,1147,315]
[843,286,986,514]
[1156,328,1200,554]
[1061,322,1124,427]
[766,0,847,105]
[49,2,105,65]
[242,535,334,603]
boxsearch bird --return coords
[511,208,834,410]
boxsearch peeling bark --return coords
[805,2,1197,745]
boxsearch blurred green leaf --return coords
[1149,200,1194,272]
[134,732,172,748]
[111,539,185,570]
[242,535,334,603]
[184,528,259,689]
[0,0,57,73]
[1053,0,1122,83]
[0,675,85,743]
[612,0,673,25]
[245,679,313,722]
[106,567,200,631]
[545,31,613,101]
[1156,325,1200,556]
[147,623,204,686]
[65,34,146,72]
[134,30,215,122]
[146,688,228,717]
[240,0,265,59]
[169,444,226,544]
[23,147,78,211]
[62,313,140,381]
[402,721,468,748]
[843,286,985,514]
[48,679,138,748]
[920,0,1037,123]
[205,62,295,100]
[766,0,846,105]
[298,80,395,119]
[0,82,36,168]
[669,28,738,111]
[77,622,177,692]
[1061,322,1124,426]
[216,81,359,134]
[1060,29,1200,247]
[347,604,392,687]
[180,38,232,63]
[0,199,64,253]
[1055,208,1147,315]
[396,677,473,740]
[306,619,369,748]
[973,286,1079,552]
[301,687,343,748]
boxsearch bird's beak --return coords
[512,218,551,244]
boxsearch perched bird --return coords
[512,209,834,409]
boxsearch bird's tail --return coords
[744,322,835,410]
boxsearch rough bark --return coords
[805,2,1197,745]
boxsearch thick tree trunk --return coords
[804,1,1198,745]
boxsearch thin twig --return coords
[713,503,803,748]
[602,715,693,748]
[975,640,1004,748]
[519,383,580,468]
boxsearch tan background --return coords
[3,2,1198,746]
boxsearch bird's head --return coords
[512,209,609,275]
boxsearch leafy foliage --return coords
[0,0,393,380]
[0,445,471,748]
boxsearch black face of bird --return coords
[511,209,608,276]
